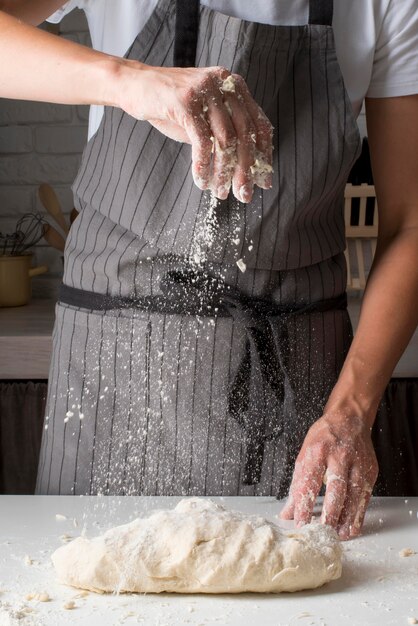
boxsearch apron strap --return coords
[174,0,200,67]
[173,1,333,67]
[309,0,333,26]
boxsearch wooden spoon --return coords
[42,224,66,252]
[70,207,79,224]
[38,184,69,235]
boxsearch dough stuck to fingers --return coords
[206,72,273,200]
[52,498,342,595]
[220,75,236,93]
[250,148,274,188]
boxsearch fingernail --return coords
[264,174,273,189]
[338,526,350,539]
[296,521,304,528]
[214,184,230,200]
[239,183,253,203]
[194,174,209,190]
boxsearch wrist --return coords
[323,395,376,430]
[101,56,149,111]
[324,355,383,428]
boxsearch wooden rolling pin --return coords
[70,207,79,224]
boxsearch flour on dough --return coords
[52,498,342,594]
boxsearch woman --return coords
[1,0,417,540]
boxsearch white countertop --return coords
[0,496,417,626]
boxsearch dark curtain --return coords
[0,379,417,495]
[373,379,418,496]
[0,381,46,494]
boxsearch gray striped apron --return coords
[36,0,361,496]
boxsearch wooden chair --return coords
[344,183,378,290]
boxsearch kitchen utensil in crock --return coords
[70,208,79,224]
[42,224,66,252]
[0,213,47,256]
[38,184,69,235]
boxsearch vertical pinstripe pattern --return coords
[63,0,361,297]
[37,260,352,496]
[35,308,60,489]
[36,0,360,496]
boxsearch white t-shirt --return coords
[49,0,418,139]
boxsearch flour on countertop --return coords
[399,548,416,558]
[25,593,50,603]
[0,602,38,626]
[62,601,75,610]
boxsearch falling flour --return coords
[236,258,246,273]
[189,192,219,267]
[52,498,342,595]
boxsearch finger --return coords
[223,90,257,203]
[185,106,215,191]
[352,489,372,536]
[337,486,369,540]
[292,456,327,527]
[278,454,309,520]
[337,467,373,540]
[320,464,349,528]
[279,492,295,520]
[233,75,273,189]
[205,88,237,199]
[279,445,322,521]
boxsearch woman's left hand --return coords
[279,412,379,540]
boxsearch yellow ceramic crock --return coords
[0,254,48,307]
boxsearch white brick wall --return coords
[0,9,368,279]
[0,10,90,276]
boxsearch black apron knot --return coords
[160,270,289,486]
[59,272,347,487]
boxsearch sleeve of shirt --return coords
[367,0,418,98]
[46,1,84,23]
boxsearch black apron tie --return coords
[309,0,333,26]
[160,270,289,485]
[173,0,334,71]
[59,272,347,485]
[174,0,200,67]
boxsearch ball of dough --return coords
[52,498,342,594]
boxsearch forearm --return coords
[326,227,418,425]
[0,9,136,106]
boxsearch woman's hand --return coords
[279,412,379,540]
[115,62,273,202]
[0,10,273,203]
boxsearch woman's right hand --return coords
[0,9,272,202]
[114,61,273,202]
